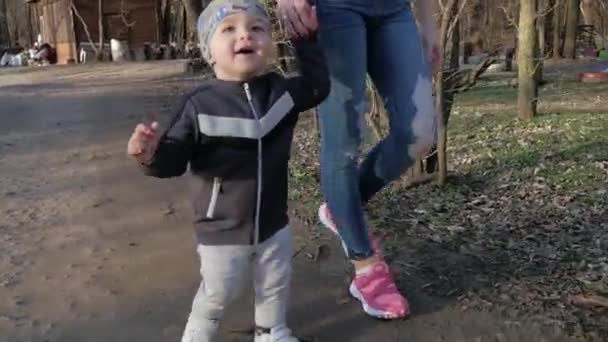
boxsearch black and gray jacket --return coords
[140,39,330,246]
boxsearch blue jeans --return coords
[317,0,436,260]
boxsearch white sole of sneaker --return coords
[349,282,404,320]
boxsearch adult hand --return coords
[277,0,318,38]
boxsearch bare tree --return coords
[563,0,580,58]
[434,0,465,185]
[183,0,203,42]
[160,0,173,44]
[156,0,162,43]
[552,0,562,59]
[463,1,484,62]
[517,0,539,121]
[120,0,136,57]
[580,0,604,47]
[536,0,548,81]
[71,1,100,59]
[580,0,596,26]
[539,0,548,55]
[4,0,27,46]
[597,0,608,48]
[0,0,10,46]
[98,0,104,60]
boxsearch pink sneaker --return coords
[318,203,382,257]
[350,261,410,319]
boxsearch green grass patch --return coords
[455,84,517,106]
[449,109,607,193]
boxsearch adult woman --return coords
[279,0,440,319]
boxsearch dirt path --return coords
[0,62,578,342]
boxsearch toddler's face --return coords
[209,13,273,80]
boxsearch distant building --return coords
[26,0,160,64]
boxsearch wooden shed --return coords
[27,0,161,64]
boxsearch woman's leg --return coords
[316,1,410,319]
[316,3,373,261]
[360,4,436,203]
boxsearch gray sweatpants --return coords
[181,226,293,342]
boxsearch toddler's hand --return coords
[127,121,160,164]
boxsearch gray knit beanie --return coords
[197,0,270,64]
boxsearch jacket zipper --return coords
[243,82,262,248]
[206,177,221,219]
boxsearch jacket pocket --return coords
[206,177,222,219]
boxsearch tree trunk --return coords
[176,3,186,47]
[434,0,461,185]
[183,0,203,42]
[443,6,461,123]
[537,0,546,82]
[505,47,515,71]
[539,0,547,56]
[161,0,172,44]
[26,4,34,45]
[601,2,608,49]
[518,0,539,121]
[4,0,21,46]
[156,0,162,43]
[441,1,461,183]
[563,0,580,58]
[580,0,595,25]
[0,0,9,47]
[120,0,135,60]
[98,0,104,60]
[552,0,562,59]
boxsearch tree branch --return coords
[71,1,98,55]
[121,0,136,28]
[447,0,468,42]
[451,57,497,93]
[499,1,519,30]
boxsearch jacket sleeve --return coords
[140,96,199,178]
[285,38,331,113]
